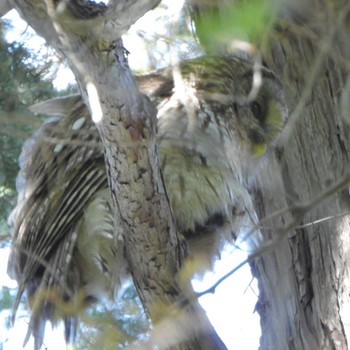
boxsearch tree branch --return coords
[11,0,161,47]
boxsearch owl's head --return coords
[175,55,288,157]
[233,66,288,157]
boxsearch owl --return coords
[7,54,288,349]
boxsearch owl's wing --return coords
[7,99,127,349]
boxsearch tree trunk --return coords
[252,1,350,348]
[187,0,350,345]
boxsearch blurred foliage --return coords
[0,20,79,242]
[0,19,58,239]
[190,0,277,53]
[76,284,149,349]
[0,287,13,310]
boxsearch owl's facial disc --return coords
[247,97,285,157]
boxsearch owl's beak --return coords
[252,142,267,157]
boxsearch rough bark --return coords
[252,1,350,349]
[5,0,226,348]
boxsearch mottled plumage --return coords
[7,55,288,349]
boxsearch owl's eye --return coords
[250,101,266,123]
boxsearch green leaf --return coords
[194,0,277,52]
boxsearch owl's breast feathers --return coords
[155,56,287,235]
